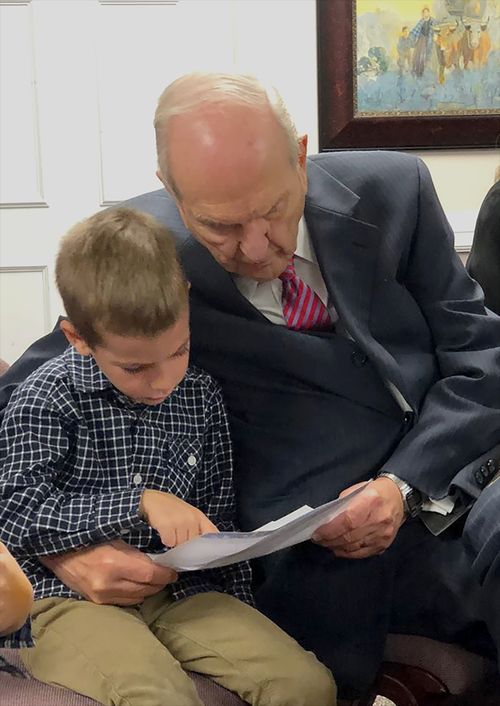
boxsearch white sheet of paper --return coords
[254,505,314,531]
[148,485,365,571]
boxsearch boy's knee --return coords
[292,656,337,706]
[269,651,337,706]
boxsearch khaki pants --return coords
[21,591,336,706]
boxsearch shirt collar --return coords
[64,346,112,393]
[234,215,313,298]
[295,217,317,264]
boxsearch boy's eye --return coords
[173,345,190,358]
[122,366,144,375]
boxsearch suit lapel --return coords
[305,160,414,410]
[305,160,379,340]
[306,204,380,339]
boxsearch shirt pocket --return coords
[155,435,203,500]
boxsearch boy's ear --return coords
[59,319,92,356]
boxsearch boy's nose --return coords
[149,367,174,395]
[150,380,172,395]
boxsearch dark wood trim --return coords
[317,0,500,151]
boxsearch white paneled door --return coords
[0,0,241,363]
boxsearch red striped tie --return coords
[279,259,332,331]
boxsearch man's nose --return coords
[239,218,270,262]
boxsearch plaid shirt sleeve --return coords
[191,383,254,606]
[0,386,145,558]
[0,620,33,649]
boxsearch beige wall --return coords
[415,151,499,255]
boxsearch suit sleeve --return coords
[382,158,500,502]
[463,476,500,585]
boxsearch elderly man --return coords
[1,73,500,700]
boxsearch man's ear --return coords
[156,168,190,225]
[59,320,92,356]
[156,169,177,200]
[156,168,167,189]
[297,135,308,168]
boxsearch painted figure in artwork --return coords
[410,6,436,76]
[397,26,413,73]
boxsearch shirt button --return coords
[133,473,142,485]
[187,455,197,467]
[351,350,368,367]
[403,411,414,426]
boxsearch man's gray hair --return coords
[154,72,299,195]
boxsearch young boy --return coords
[0,209,336,706]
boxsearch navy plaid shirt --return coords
[0,347,253,646]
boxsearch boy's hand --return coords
[0,541,33,635]
[140,490,218,547]
[40,540,177,606]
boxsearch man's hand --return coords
[0,541,33,635]
[40,539,177,606]
[140,489,218,548]
[312,478,406,559]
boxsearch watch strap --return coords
[379,472,424,518]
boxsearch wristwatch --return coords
[379,472,424,518]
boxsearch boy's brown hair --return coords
[55,208,189,347]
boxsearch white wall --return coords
[0,0,498,364]
[415,150,499,251]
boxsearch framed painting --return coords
[317,0,500,150]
